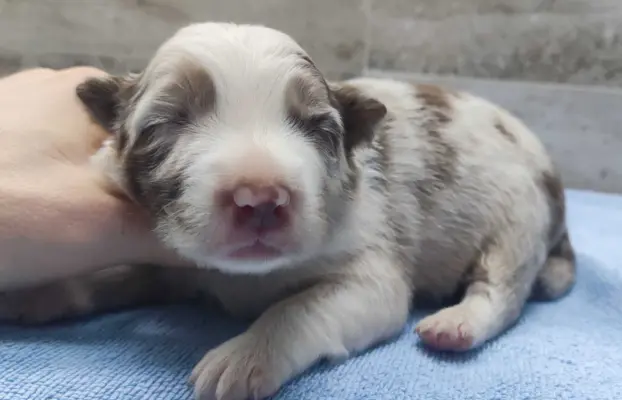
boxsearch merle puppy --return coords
[0,22,575,400]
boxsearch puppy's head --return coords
[77,22,386,274]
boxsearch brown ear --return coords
[330,83,387,153]
[76,75,136,132]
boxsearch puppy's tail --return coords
[531,231,577,301]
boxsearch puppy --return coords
[0,22,575,400]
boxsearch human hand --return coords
[0,67,188,290]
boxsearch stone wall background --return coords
[2,0,622,85]
[1,0,621,192]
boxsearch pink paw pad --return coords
[415,321,474,351]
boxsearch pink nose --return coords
[229,185,292,232]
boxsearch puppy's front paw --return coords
[190,332,290,400]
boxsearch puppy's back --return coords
[343,77,572,301]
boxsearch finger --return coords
[0,68,56,89]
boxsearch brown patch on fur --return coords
[298,53,319,71]
[415,84,452,111]
[287,52,330,114]
[409,84,457,210]
[540,171,566,242]
[151,58,216,121]
[532,231,576,301]
[286,57,386,225]
[77,73,145,157]
[548,231,575,263]
[285,70,344,165]
[494,120,517,143]
[117,129,129,152]
[286,71,331,118]
[124,59,215,207]
[288,52,386,154]
[426,128,457,183]
[77,75,136,133]
[362,116,393,192]
[81,58,216,212]
[122,123,183,212]
[331,83,387,153]
[343,168,359,197]
[532,169,577,300]
[542,171,564,206]
[287,76,386,162]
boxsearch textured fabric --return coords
[1,189,621,400]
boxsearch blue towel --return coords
[1,189,621,400]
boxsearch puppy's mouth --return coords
[226,240,284,260]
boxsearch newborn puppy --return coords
[0,22,575,400]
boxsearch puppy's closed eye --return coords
[289,112,342,157]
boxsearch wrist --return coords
[0,173,169,290]
[0,180,119,288]
[93,177,192,268]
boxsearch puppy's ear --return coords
[330,83,387,153]
[76,75,137,132]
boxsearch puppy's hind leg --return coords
[531,231,576,301]
[0,265,181,324]
[415,236,545,351]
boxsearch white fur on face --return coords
[126,23,342,274]
[161,119,329,274]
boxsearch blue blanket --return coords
[1,189,621,400]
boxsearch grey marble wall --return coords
[1,0,620,192]
[0,0,367,80]
[2,0,622,85]
[368,0,622,86]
